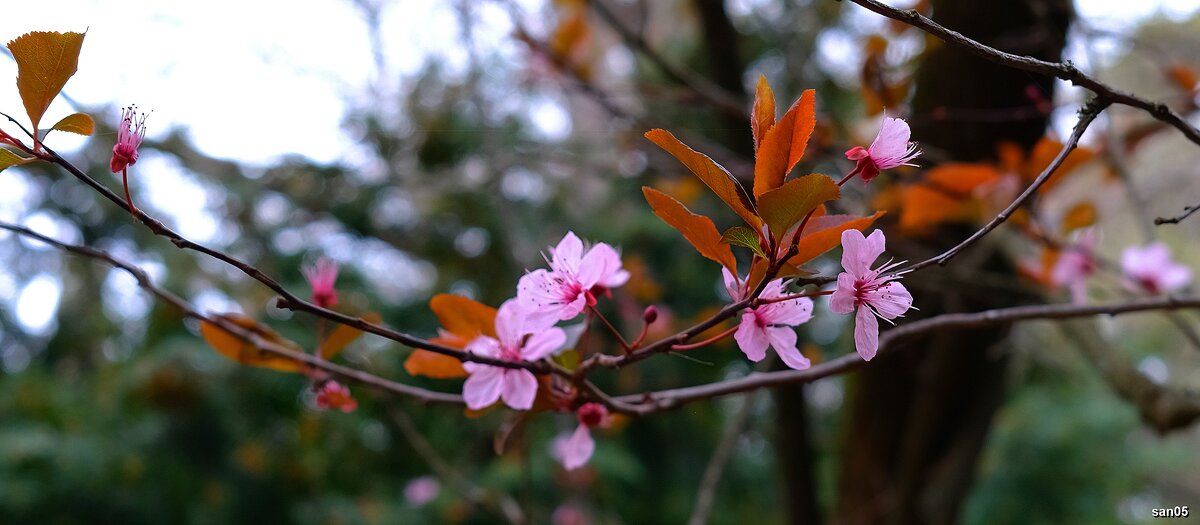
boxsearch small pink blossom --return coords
[829,230,914,361]
[552,504,592,525]
[1121,242,1192,295]
[844,115,921,183]
[724,269,814,370]
[110,105,147,173]
[315,380,358,413]
[302,258,340,309]
[552,403,610,471]
[463,299,566,410]
[517,231,630,325]
[404,476,440,507]
[1050,229,1098,304]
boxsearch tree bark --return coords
[833,1,1073,524]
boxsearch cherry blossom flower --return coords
[517,231,630,325]
[302,258,340,309]
[404,476,440,507]
[1121,242,1192,295]
[314,380,358,413]
[723,269,814,370]
[110,105,148,173]
[844,115,921,183]
[552,402,609,471]
[463,299,566,410]
[1050,229,1098,304]
[829,230,914,361]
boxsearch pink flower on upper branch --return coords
[463,299,565,410]
[1050,229,1098,304]
[110,105,147,173]
[1121,242,1192,295]
[302,258,340,309]
[829,230,914,361]
[517,231,630,325]
[724,269,814,370]
[844,115,921,182]
[552,402,610,471]
[315,380,358,413]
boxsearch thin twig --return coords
[687,391,760,525]
[0,222,462,405]
[1155,203,1200,225]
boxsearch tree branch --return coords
[616,295,1200,414]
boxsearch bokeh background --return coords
[2,0,1200,523]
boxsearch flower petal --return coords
[554,425,595,471]
[463,366,504,409]
[868,115,912,166]
[829,273,858,314]
[864,281,912,320]
[760,296,813,327]
[521,327,567,361]
[840,229,885,276]
[551,231,584,276]
[734,312,768,362]
[500,369,538,410]
[722,267,744,302]
[493,299,525,350]
[766,326,810,370]
[854,306,880,361]
[579,242,623,289]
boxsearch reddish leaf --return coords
[644,129,761,229]
[431,294,497,340]
[1024,137,1095,194]
[756,174,839,242]
[200,314,307,373]
[751,75,776,151]
[49,112,94,136]
[643,187,737,271]
[319,312,382,360]
[7,31,86,133]
[899,185,974,233]
[1061,202,1096,233]
[924,163,1000,194]
[753,89,816,197]
[788,211,885,267]
[404,348,466,379]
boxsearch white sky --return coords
[0,0,1196,341]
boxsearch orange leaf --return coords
[753,89,816,197]
[751,75,776,151]
[788,211,885,267]
[1061,202,1096,234]
[431,294,497,340]
[899,185,974,233]
[48,112,94,136]
[1167,63,1198,92]
[1025,137,1095,193]
[319,312,382,360]
[644,129,761,229]
[404,348,466,379]
[643,187,737,271]
[924,163,1000,194]
[756,173,839,242]
[200,314,307,373]
[7,31,86,133]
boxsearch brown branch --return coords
[0,221,463,405]
[586,0,747,119]
[1154,202,1200,225]
[900,98,1108,274]
[37,145,548,374]
[842,0,1200,147]
[616,295,1200,414]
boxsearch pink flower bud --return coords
[302,258,339,309]
[576,402,609,428]
[315,380,358,413]
[642,305,659,324]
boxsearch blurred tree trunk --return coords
[833,2,1072,525]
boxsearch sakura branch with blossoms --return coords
[5,8,1200,481]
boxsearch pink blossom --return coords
[463,299,566,410]
[1050,229,1098,304]
[552,403,610,471]
[404,476,440,507]
[110,105,147,173]
[517,231,630,325]
[1121,242,1192,295]
[302,258,340,309]
[844,115,921,183]
[829,230,914,361]
[315,380,358,413]
[552,504,592,525]
[724,269,814,370]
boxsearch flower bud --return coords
[642,305,659,324]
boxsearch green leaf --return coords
[720,226,766,258]
[48,112,94,136]
[7,31,86,133]
[552,349,580,371]
[0,148,35,172]
[757,174,839,242]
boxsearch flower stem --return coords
[121,168,139,217]
[671,326,737,351]
[588,305,631,353]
